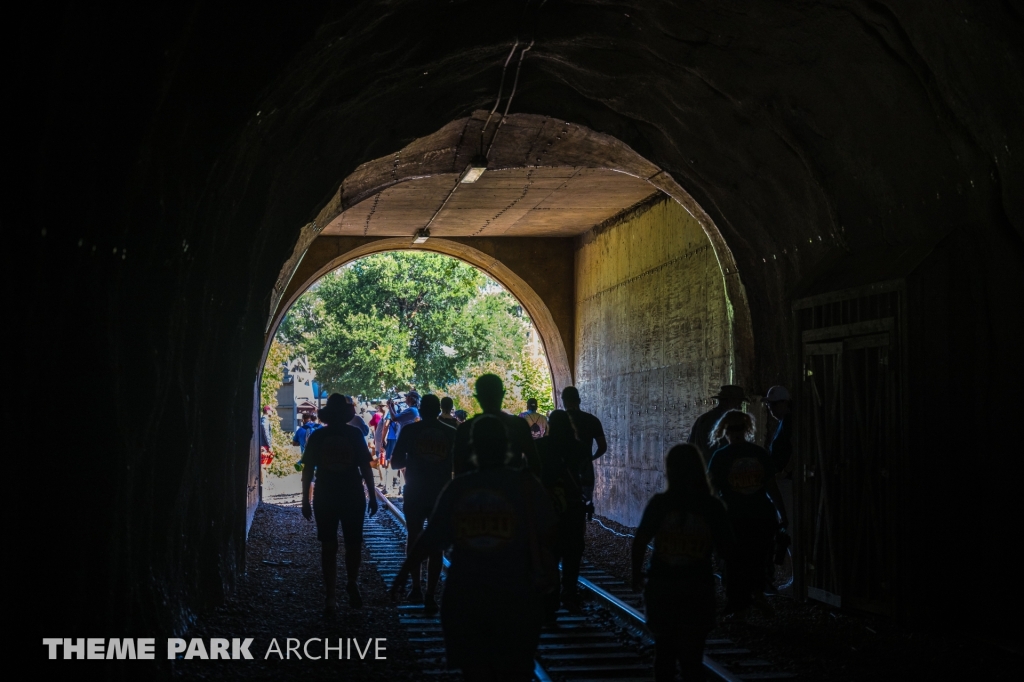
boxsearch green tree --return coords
[260,338,291,410]
[512,346,556,413]
[282,252,528,397]
[259,338,303,478]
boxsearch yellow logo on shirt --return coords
[655,511,712,565]
[453,489,517,550]
[728,457,765,494]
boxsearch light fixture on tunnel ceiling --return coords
[459,155,487,183]
[412,228,430,244]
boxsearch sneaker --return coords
[346,582,363,609]
[422,593,438,615]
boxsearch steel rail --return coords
[372,488,740,682]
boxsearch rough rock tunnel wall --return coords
[576,197,732,526]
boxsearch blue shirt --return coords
[292,422,322,453]
[348,415,370,437]
[387,405,419,440]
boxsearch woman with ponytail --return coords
[632,444,735,681]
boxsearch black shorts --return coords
[313,489,366,546]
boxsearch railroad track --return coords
[366,488,794,681]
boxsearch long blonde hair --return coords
[710,409,755,445]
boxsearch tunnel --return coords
[27,0,1023,675]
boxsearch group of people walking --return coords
[633,384,793,680]
[294,378,791,682]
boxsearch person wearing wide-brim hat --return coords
[300,393,379,613]
[687,385,749,461]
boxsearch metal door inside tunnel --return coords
[794,283,904,616]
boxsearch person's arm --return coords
[355,434,378,516]
[631,502,658,591]
[260,417,272,449]
[301,438,318,521]
[706,454,723,496]
[765,476,788,528]
[391,428,411,470]
[592,419,608,461]
[774,416,794,475]
[686,417,699,445]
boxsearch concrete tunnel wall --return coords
[576,197,732,527]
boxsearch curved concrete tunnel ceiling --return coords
[327,166,656,238]
[323,111,660,238]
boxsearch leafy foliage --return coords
[512,345,556,413]
[260,338,292,410]
[264,427,301,478]
[281,252,529,398]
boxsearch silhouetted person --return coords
[764,385,795,591]
[260,405,274,465]
[688,385,747,461]
[301,394,379,613]
[368,403,388,487]
[706,410,787,619]
[561,386,606,513]
[519,397,549,439]
[764,385,793,475]
[291,412,320,454]
[386,390,420,490]
[632,444,735,682]
[348,408,370,437]
[390,394,456,614]
[452,374,540,477]
[392,415,556,682]
[439,396,459,429]
[535,409,588,616]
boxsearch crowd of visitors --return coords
[286,377,793,682]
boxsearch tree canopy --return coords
[278,252,533,398]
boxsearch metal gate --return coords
[793,282,903,615]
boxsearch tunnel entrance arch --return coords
[256,112,757,529]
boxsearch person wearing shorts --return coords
[390,394,456,613]
[301,393,378,613]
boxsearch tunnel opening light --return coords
[412,228,430,244]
